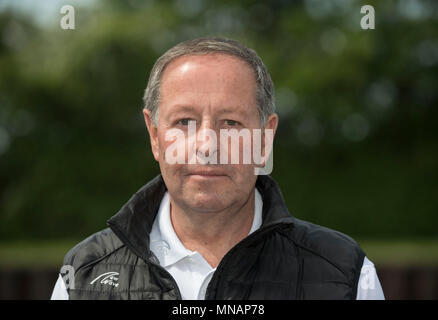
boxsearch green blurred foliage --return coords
[0,0,437,241]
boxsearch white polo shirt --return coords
[51,189,384,300]
[148,190,263,300]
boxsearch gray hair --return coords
[142,37,275,127]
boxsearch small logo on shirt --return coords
[90,271,119,288]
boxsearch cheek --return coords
[158,129,193,163]
[157,136,187,176]
[229,163,257,184]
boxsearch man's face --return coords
[144,53,277,213]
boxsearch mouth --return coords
[187,169,228,178]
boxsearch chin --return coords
[186,191,230,213]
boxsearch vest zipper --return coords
[146,251,183,300]
[205,221,293,300]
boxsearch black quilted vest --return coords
[62,175,365,299]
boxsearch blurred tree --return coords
[0,0,437,240]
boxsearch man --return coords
[51,37,384,300]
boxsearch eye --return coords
[224,119,240,126]
[177,118,196,126]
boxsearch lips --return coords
[187,168,228,177]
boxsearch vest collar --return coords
[107,174,294,262]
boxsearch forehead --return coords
[160,54,257,96]
[159,53,257,113]
[162,53,255,81]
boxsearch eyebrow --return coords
[216,107,250,119]
[168,104,251,118]
[216,107,242,114]
[169,105,198,113]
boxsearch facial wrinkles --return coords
[157,55,261,167]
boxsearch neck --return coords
[169,190,256,268]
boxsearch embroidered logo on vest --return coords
[90,272,119,288]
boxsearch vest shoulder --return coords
[63,228,124,272]
[288,218,365,268]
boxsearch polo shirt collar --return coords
[150,189,263,268]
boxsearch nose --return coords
[196,120,218,163]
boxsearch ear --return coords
[255,113,278,171]
[261,113,278,157]
[264,113,278,138]
[143,108,160,161]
